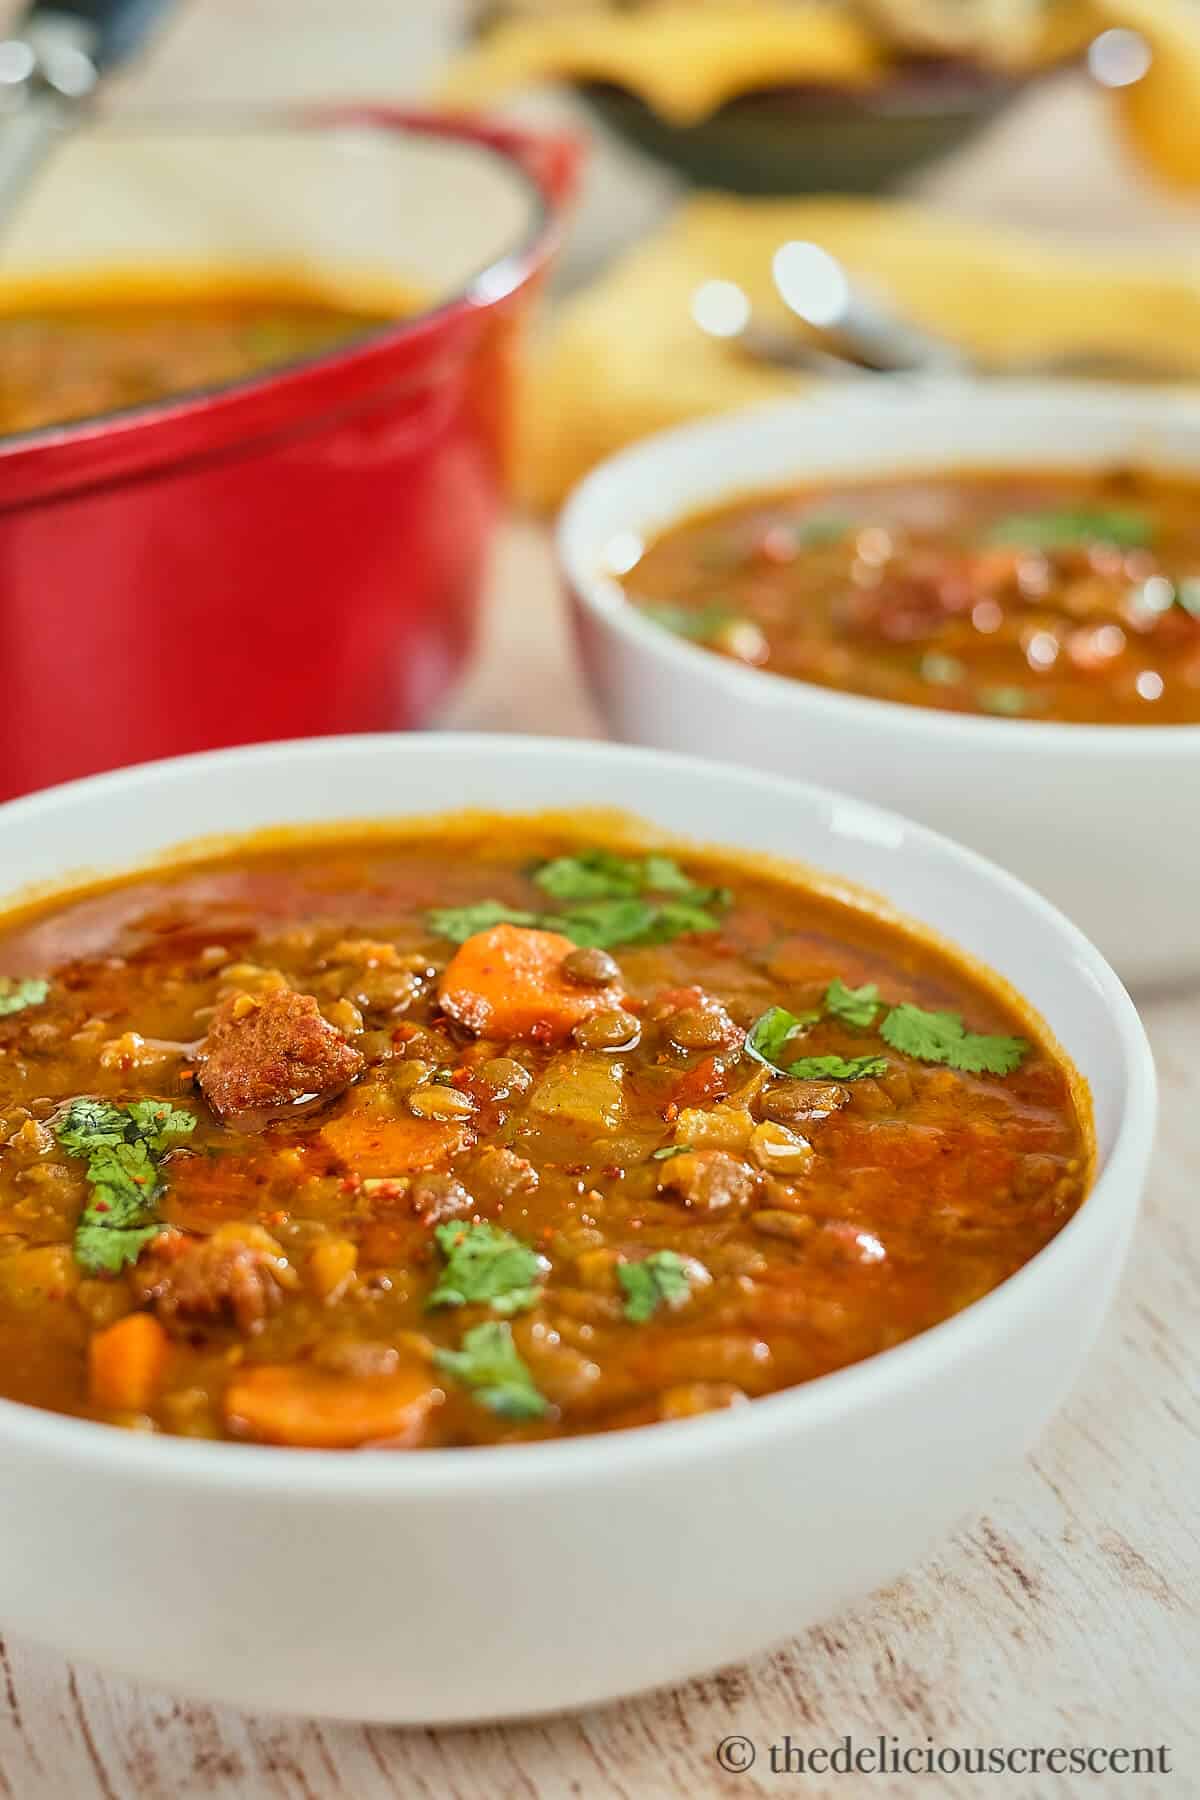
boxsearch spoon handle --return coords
[0,0,176,235]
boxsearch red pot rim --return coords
[0,106,582,511]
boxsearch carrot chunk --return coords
[439,924,623,1042]
[225,1364,441,1448]
[321,1115,470,1178]
[89,1311,169,1412]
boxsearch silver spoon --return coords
[0,0,176,236]
[692,242,1199,384]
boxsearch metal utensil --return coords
[0,0,176,234]
[692,243,1199,385]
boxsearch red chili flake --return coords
[264,1209,288,1227]
[529,1019,555,1045]
[93,1200,110,1212]
[601,1163,624,1181]
[563,1162,587,1177]
[663,1102,680,1123]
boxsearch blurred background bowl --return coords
[0,108,577,803]
[561,381,1200,989]
[580,60,1058,196]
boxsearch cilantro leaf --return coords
[428,1221,546,1317]
[555,897,657,948]
[75,1140,166,1274]
[426,900,543,944]
[629,896,726,946]
[985,508,1150,550]
[534,849,644,901]
[0,977,49,1018]
[434,1321,549,1419]
[786,1053,889,1080]
[744,1007,816,1070]
[426,852,729,951]
[618,1250,697,1323]
[53,1096,196,1274]
[651,1143,694,1161]
[635,600,735,643]
[824,978,881,1029]
[880,1003,1028,1075]
[53,1098,130,1157]
[789,513,851,548]
[978,685,1033,718]
[123,1100,197,1154]
[73,1219,165,1276]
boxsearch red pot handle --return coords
[300,103,585,213]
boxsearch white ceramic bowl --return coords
[0,735,1154,1722]
[560,382,1200,989]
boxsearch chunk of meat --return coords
[225,1363,442,1448]
[198,988,363,1124]
[322,1114,471,1179]
[439,924,625,1043]
[468,1145,539,1208]
[656,1149,758,1213]
[132,1224,296,1335]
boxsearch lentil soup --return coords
[0,817,1090,1449]
[621,467,1200,725]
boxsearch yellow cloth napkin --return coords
[519,195,1200,507]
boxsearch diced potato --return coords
[673,1104,755,1152]
[307,1238,357,1302]
[529,1052,625,1132]
[0,1243,79,1307]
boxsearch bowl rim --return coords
[0,732,1157,1496]
[559,380,1200,753]
[0,107,575,503]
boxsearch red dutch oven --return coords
[0,109,579,800]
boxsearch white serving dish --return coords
[0,735,1154,1721]
[560,382,1200,988]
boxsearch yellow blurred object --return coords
[441,7,885,126]
[1094,0,1200,187]
[519,195,1200,508]
[441,1,1100,128]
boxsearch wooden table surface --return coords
[2,5,1198,1795]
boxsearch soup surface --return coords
[0,820,1088,1448]
[622,467,1200,724]
[0,277,399,436]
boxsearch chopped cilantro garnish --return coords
[427,850,729,950]
[985,508,1150,550]
[919,652,966,688]
[1176,578,1200,618]
[978,685,1032,718]
[880,1003,1027,1075]
[618,1250,697,1323]
[635,600,736,643]
[555,897,657,948]
[789,513,851,548]
[747,983,1027,1084]
[747,1007,885,1080]
[434,1321,549,1420]
[744,1006,815,1070]
[53,1097,196,1274]
[824,978,881,1029]
[651,1142,694,1161]
[0,977,49,1018]
[425,900,543,943]
[786,1054,889,1080]
[427,1221,546,1317]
